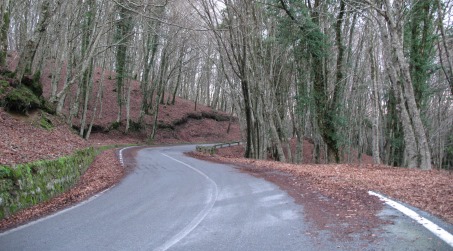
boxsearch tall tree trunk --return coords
[436,0,453,95]
[125,78,132,133]
[261,93,286,162]
[115,2,133,123]
[375,4,431,169]
[85,59,106,140]
[139,7,164,123]
[369,41,381,164]
[0,0,10,67]
[280,0,340,163]
[79,60,94,137]
[385,2,432,169]
[15,0,53,82]
[171,46,185,105]
[79,0,95,137]
[150,44,169,141]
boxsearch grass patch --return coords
[39,114,53,130]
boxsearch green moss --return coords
[3,71,15,79]
[4,85,42,114]
[41,99,57,115]
[109,121,121,130]
[0,144,142,219]
[0,80,8,95]
[32,71,41,84]
[0,147,97,219]
[39,114,53,130]
[0,166,12,179]
[129,120,142,132]
[21,75,43,97]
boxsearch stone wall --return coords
[0,147,96,219]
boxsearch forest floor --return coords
[190,146,453,229]
[0,63,452,233]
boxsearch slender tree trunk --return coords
[79,60,94,137]
[53,4,113,111]
[370,42,381,164]
[140,8,164,123]
[67,79,81,127]
[0,0,10,67]
[15,0,53,82]
[149,44,169,141]
[79,1,95,137]
[125,79,132,132]
[171,61,183,105]
[261,93,286,162]
[85,60,106,140]
[115,2,133,124]
[436,0,453,95]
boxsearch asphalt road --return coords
[0,145,452,250]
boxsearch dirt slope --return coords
[39,65,241,144]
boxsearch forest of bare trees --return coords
[1,0,452,169]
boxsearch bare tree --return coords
[15,0,58,82]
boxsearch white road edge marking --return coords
[157,153,219,251]
[0,146,134,237]
[118,146,136,167]
[368,191,453,247]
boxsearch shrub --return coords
[21,74,43,97]
[0,80,8,95]
[109,121,121,130]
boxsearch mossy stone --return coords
[4,85,42,114]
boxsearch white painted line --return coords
[156,153,219,251]
[369,191,453,247]
[118,146,136,167]
[0,187,112,237]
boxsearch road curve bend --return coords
[0,145,451,250]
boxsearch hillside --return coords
[0,65,241,166]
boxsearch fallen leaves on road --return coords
[188,147,453,241]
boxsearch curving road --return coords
[0,145,452,250]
